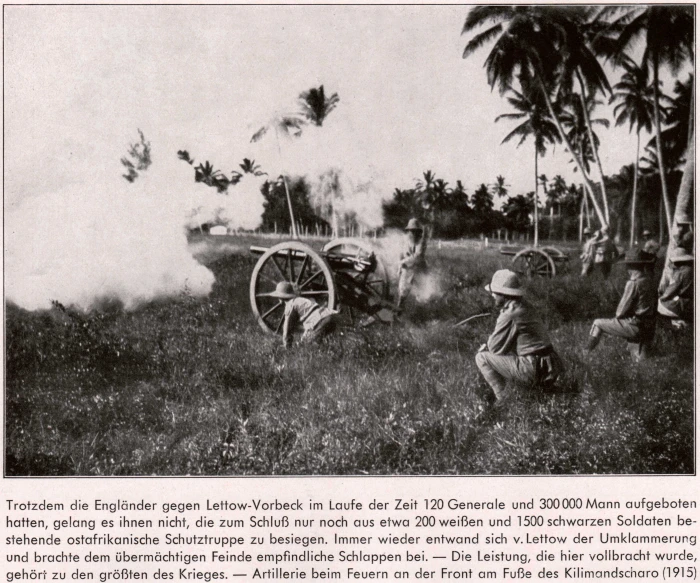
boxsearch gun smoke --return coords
[6,150,265,312]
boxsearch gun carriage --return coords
[249,238,391,335]
[499,245,570,278]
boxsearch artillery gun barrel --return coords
[249,246,374,271]
[250,245,309,259]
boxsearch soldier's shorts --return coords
[397,267,428,304]
[592,318,654,361]
[301,314,337,344]
[475,350,563,400]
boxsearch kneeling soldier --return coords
[267,281,338,348]
[475,270,563,405]
[586,249,656,361]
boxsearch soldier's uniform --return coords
[658,249,693,325]
[267,282,338,347]
[396,218,428,311]
[475,270,563,403]
[593,229,618,279]
[674,220,694,254]
[587,249,656,361]
[580,228,598,277]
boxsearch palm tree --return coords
[557,8,614,223]
[558,92,609,233]
[298,85,341,235]
[503,194,533,235]
[610,55,655,246]
[462,5,611,228]
[491,175,510,200]
[495,85,559,246]
[298,85,339,127]
[251,112,306,238]
[657,74,693,170]
[603,5,694,234]
[195,161,229,193]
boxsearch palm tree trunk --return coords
[274,125,298,239]
[536,76,607,228]
[630,132,640,247]
[662,138,694,284]
[579,195,584,242]
[652,56,673,234]
[576,70,610,224]
[534,149,539,247]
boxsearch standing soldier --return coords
[586,249,656,361]
[396,218,428,312]
[580,227,598,277]
[658,248,693,329]
[593,226,619,279]
[475,270,563,407]
[266,282,338,348]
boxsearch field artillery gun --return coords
[249,238,392,335]
[499,245,570,279]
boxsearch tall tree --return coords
[297,85,341,235]
[603,5,694,233]
[462,5,611,228]
[495,85,559,245]
[491,175,510,200]
[657,74,694,171]
[120,129,152,183]
[610,55,655,245]
[251,112,306,238]
[194,161,229,193]
[298,85,340,127]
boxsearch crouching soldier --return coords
[267,282,338,348]
[658,248,693,329]
[586,249,656,361]
[475,270,564,406]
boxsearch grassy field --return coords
[5,235,694,475]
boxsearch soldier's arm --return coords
[615,281,637,319]
[486,313,518,355]
[659,275,682,302]
[282,303,295,347]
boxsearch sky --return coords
[5,4,649,205]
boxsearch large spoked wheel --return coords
[512,248,557,278]
[322,238,390,325]
[250,241,337,335]
[541,246,569,274]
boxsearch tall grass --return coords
[5,238,694,475]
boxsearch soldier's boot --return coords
[586,325,602,351]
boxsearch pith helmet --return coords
[622,249,653,265]
[404,218,423,232]
[485,269,524,297]
[267,281,296,299]
[642,229,653,237]
[583,227,592,235]
[670,248,694,263]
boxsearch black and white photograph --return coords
[4,3,695,476]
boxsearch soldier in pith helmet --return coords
[475,270,563,407]
[267,281,338,347]
[586,249,656,361]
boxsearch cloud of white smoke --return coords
[6,146,265,312]
[371,229,444,304]
[249,113,392,230]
